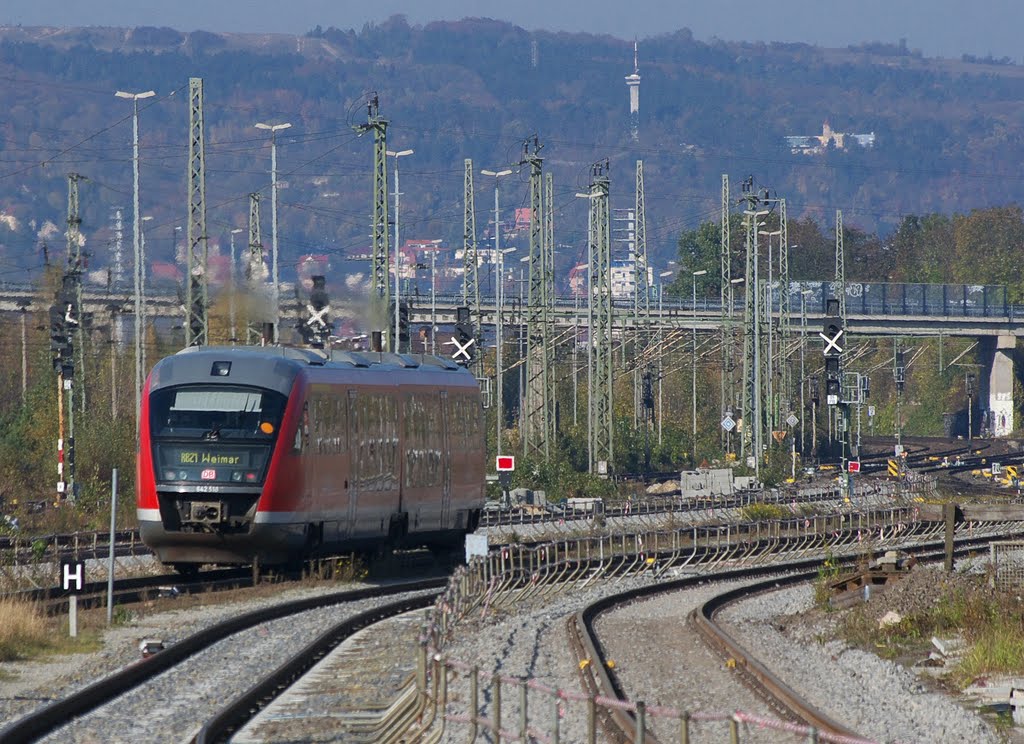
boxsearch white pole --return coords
[431,246,437,355]
[393,160,401,352]
[107,468,118,625]
[495,186,503,457]
[270,131,280,343]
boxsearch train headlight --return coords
[211,361,232,376]
[260,422,274,434]
[231,471,243,482]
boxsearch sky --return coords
[2,0,1022,62]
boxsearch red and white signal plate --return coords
[848,461,861,473]
[496,456,515,472]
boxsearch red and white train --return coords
[136,346,486,571]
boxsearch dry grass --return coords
[0,598,53,661]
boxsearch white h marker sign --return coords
[62,561,84,592]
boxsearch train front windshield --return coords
[149,386,288,485]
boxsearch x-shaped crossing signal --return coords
[819,328,843,355]
[305,304,329,328]
[448,335,475,360]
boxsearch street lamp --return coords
[116,89,155,432]
[254,121,291,343]
[387,148,414,352]
[692,269,708,453]
[482,168,513,456]
[229,228,244,344]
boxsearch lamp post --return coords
[229,228,244,344]
[387,148,414,352]
[115,89,155,431]
[691,270,708,454]
[482,168,513,456]
[254,121,291,343]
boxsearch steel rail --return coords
[0,577,448,744]
[194,589,441,744]
[565,533,1012,744]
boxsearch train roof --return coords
[148,345,475,396]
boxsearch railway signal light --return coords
[453,305,475,362]
[398,300,410,352]
[822,298,842,405]
[302,275,331,348]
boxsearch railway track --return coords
[566,536,999,743]
[0,578,447,744]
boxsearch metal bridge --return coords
[2,280,1019,338]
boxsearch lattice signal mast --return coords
[352,95,390,320]
[185,77,208,347]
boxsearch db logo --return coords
[201,469,216,480]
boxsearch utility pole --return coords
[246,193,266,344]
[185,77,208,347]
[522,136,551,460]
[352,95,390,338]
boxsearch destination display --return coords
[154,445,268,484]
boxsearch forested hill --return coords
[2,16,1024,292]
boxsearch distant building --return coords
[784,120,876,154]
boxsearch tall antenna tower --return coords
[625,41,641,142]
[523,137,551,459]
[352,95,390,323]
[185,77,208,347]
[462,159,481,337]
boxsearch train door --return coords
[346,389,359,537]
[440,390,452,528]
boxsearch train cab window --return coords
[149,385,289,486]
[150,386,287,441]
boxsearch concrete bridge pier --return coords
[987,334,1016,437]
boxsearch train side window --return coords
[294,401,308,452]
